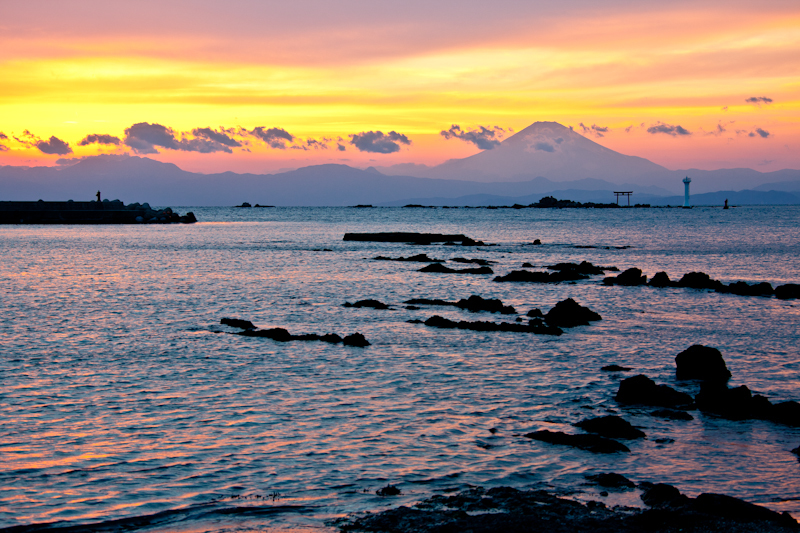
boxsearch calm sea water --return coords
[1,206,799,532]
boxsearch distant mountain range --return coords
[1,121,799,206]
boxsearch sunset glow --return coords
[1,0,798,173]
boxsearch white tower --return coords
[683,176,691,208]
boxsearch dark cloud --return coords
[646,122,691,136]
[337,143,346,151]
[124,122,179,154]
[192,127,242,147]
[124,122,239,154]
[749,128,771,138]
[439,124,507,150]
[534,142,554,153]
[37,136,73,155]
[349,130,411,154]
[305,138,329,150]
[0,132,7,140]
[0,144,7,152]
[745,96,773,105]
[79,133,121,146]
[250,127,294,149]
[579,123,610,138]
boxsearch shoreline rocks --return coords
[418,264,493,274]
[336,485,797,533]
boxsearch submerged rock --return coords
[418,263,493,274]
[373,253,444,263]
[615,374,694,409]
[651,409,694,421]
[603,268,647,286]
[574,415,646,439]
[675,345,731,383]
[451,257,494,265]
[422,315,562,336]
[220,317,256,330]
[547,261,609,275]
[525,430,630,453]
[544,298,601,328]
[493,270,588,283]
[586,473,636,490]
[344,232,485,245]
[602,364,632,372]
[343,299,391,310]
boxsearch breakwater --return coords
[0,199,197,224]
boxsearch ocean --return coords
[1,205,799,532]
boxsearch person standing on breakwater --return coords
[96,191,101,202]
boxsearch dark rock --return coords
[423,315,562,336]
[693,493,798,527]
[376,485,401,496]
[342,333,370,347]
[603,267,647,286]
[374,253,444,262]
[719,281,774,297]
[640,483,687,507]
[648,271,674,287]
[493,270,588,283]
[772,401,800,427]
[791,446,800,457]
[776,284,800,300]
[456,295,516,314]
[235,202,251,207]
[220,317,256,330]
[615,374,694,409]
[547,261,607,275]
[407,319,423,324]
[525,430,630,453]
[405,305,420,310]
[451,257,494,265]
[574,415,645,439]
[526,308,544,318]
[405,295,515,314]
[418,263,493,274]
[675,344,731,383]
[586,473,636,490]
[544,298,601,328]
[343,299,390,310]
[521,262,533,268]
[676,271,725,291]
[405,298,453,306]
[338,485,799,533]
[180,211,197,223]
[344,232,482,244]
[602,364,632,372]
[696,382,755,420]
[651,409,694,420]
[532,239,542,245]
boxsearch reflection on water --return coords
[1,206,799,531]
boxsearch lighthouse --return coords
[683,176,692,208]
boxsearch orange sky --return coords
[1,0,798,174]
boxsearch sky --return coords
[0,0,798,174]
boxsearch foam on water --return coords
[1,206,799,531]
